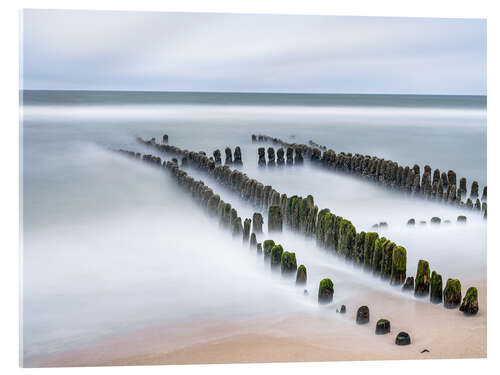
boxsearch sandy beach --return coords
[31,278,486,367]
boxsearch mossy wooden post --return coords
[232,217,243,237]
[315,209,330,246]
[207,194,220,217]
[267,147,276,166]
[225,147,233,165]
[281,251,297,276]
[338,219,356,260]
[443,278,462,309]
[318,278,334,304]
[381,241,396,279]
[263,239,275,260]
[243,218,251,242]
[234,146,243,165]
[222,203,232,228]
[270,244,284,269]
[258,147,266,167]
[276,148,285,166]
[256,242,262,254]
[213,149,222,164]
[459,287,479,315]
[250,232,257,248]
[430,217,441,225]
[390,246,406,286]
[482,186,487,201]
[268,205,283,232]
[252,212,263,233]
[296,265,307,286]
[459,177,467,194]
[230,208,237,227]
[162,134,169,143]
[372,237,388,275]
[402,277,414,292]
[364,232,379,271]
[430,271,443,304]
[470,181,479,198]
[414,260,430,297]
[354,231,366,265]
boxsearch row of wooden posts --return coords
[131,135,479,315]
[252,134,487,218]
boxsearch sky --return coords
[21,9,486,95]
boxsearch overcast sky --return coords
[21,9,486,95]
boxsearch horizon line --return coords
[19,89,487,97]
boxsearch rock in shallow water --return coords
[395,332,411,345]
[336,305,346,314]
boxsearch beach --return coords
[32,278,486,367]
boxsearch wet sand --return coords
[31,279,486,367]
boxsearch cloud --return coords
[21,10,486,94]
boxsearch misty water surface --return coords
[21,91,486,364]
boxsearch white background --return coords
[1,0,498,374]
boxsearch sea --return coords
[20,90,487,365]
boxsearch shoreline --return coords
[28,279,486,367]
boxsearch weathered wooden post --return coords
[414,260,430,297]
[252,212,263,234]
[234,146,243,165]
[286,148,294,165]
[225,147,233,165]
[243,218,251,242]
[258,147,266,167]
[263,239,275,260]
[268,205,283,232]
[470,181,479,198]
[459,287,479,315]
[296,265,307,286]
[270,244,284,269]
[281,251,297,276]
[267,147,276,166]
[443,278,462,309]
[430,271,443,303]
[318,278,334,304]
[390,246,407,286]
[276,148,285,166]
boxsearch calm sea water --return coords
[20,90,487,365]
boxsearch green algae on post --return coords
[318,278,334,304]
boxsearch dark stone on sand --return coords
[407,218,415,226]
[375,319,391,335]
[395,332,411,346]
[336,305,346,314]
[457,215,467,223]
[356,306,370,324]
